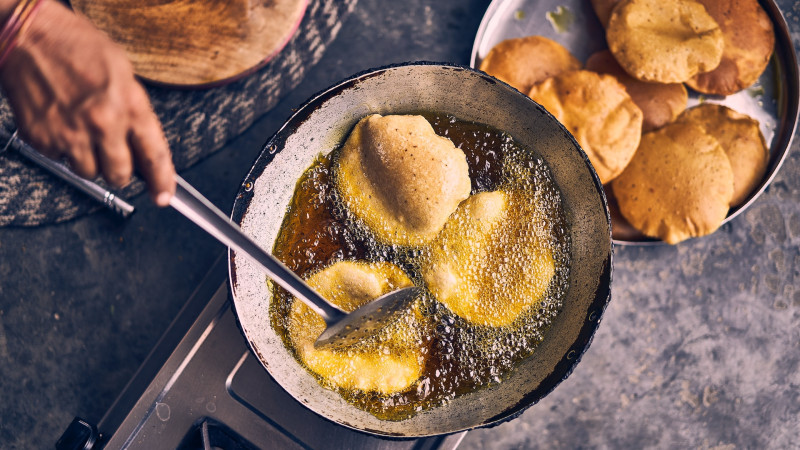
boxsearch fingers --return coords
[128,90,175,207]
[86,95,134,188]
[26,85,174,205]
[55,85,174,205]
[66,139,97,179]
[84,82,173,203]
[95,131,133,188]
[25,120,99,179]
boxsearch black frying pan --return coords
[228,62,612,437]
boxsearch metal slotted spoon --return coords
[169,174,421,350]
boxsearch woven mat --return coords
[0,0,357,227]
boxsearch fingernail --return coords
[156,191,172,207]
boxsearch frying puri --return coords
[273,112,572,419]
[421,191,555,327]
[335,114,471,246]
[288,260,428,394]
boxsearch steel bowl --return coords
[470,0,800,245]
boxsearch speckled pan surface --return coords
[471,0,799,245]
[227,63,612,436]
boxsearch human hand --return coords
[0,0,175,206]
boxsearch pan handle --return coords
[169,174,347,325]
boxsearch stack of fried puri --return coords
[527,70,643,184]
[478,35,581,94]
[599,0,774,95]
[478,0,774,243]
[611,104,768,243]
[585,50,688,133]
[601,0,773,242]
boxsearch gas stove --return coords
[56,255,466,449]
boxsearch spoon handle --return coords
[170,174,346,324]
[3,130,135,218]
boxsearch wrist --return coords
[0,0,14,16]
[0,0,22,26]
[0,0,45,68]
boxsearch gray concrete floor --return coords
[2,0,800,448]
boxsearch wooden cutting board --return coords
[71,0,308,88]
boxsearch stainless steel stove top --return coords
[57,256,465,449]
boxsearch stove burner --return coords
[178,419,258,450]
[58,256,466,449]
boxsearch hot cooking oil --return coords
[270,113,571,421]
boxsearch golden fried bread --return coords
[686,0,775,95]
[422,191,555,327]
[586,50,688,132]
[611,122,734,244]
[336,114,471,246]
[528,70,643,184]
[479,36,582,94]
[678,104,768,206]
[288,261,426,394]
[590,0,621,27]
[607,0,724,83]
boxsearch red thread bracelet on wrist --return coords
[0,2,28,46]
[0,0,43,68]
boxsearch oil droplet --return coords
[546,6,574,33]
[748,85,765,98]
[155,402,171,422]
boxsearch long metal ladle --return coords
[2,132,419,349]
[170,174,421,350]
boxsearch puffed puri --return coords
[611,121,734,244]
[335,114,471,246]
